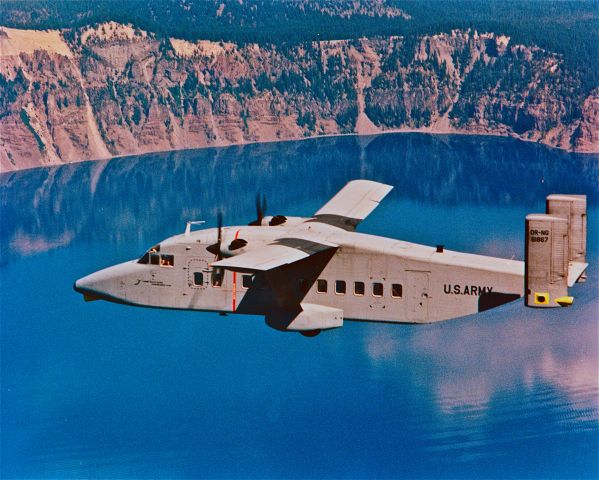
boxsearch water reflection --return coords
[361,265,598,464]
[1,133,597,477]
[2,133,597,259]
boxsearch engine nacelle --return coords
[260,216,307,227]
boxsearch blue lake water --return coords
[1,133,598,478]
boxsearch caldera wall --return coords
[1,23,597,172]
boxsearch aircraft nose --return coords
[73,275,90,293]
[74,271,104,301]
[74,261,138,302]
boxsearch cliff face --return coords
[1,23,597,171]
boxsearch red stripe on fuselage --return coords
[232,229,240,312]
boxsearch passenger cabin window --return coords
[317,279,327,293]
[354,281,365,296]
[242,275,253,289]
[372,282,384,297]
[392,284,403,298]
[335,280,346,295]
[212,268,223,287]
[193,272,204,286]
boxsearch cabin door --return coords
[406,271,430,323]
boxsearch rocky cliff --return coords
[1,23,597,171]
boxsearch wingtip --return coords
[348,179,393,190]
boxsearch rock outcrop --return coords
[1,24,597,171]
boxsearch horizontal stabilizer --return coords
[568,261,588,287]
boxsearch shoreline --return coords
[3,127,597,174]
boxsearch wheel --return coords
[300,329,321,337]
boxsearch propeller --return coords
[249,193,267,226]
[206,210,223,259]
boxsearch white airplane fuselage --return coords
[75,221,524,325]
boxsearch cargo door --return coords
[406,271,430,322]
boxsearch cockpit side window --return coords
[138,252,150,264]
[160,254,174,267]
[150,253,160,265]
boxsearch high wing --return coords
[309,179,393,231]
[211,237,338,310]
[210,180,391,309]
[211,180,392,272]
[211,237,338,272]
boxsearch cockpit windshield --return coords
[137,245,174,267]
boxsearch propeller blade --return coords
[207,210,224,259]
[262,194,267,218]
[255,193,262,221]
[217,210,223,244]
[249,193,267,226]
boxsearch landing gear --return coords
[300,329,321,338]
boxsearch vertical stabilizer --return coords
[525,214,569,307]
[546,194,587,282]
[525,194,588,308]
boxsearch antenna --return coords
[185,220,206,237]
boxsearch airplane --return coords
[74,180,588,337]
